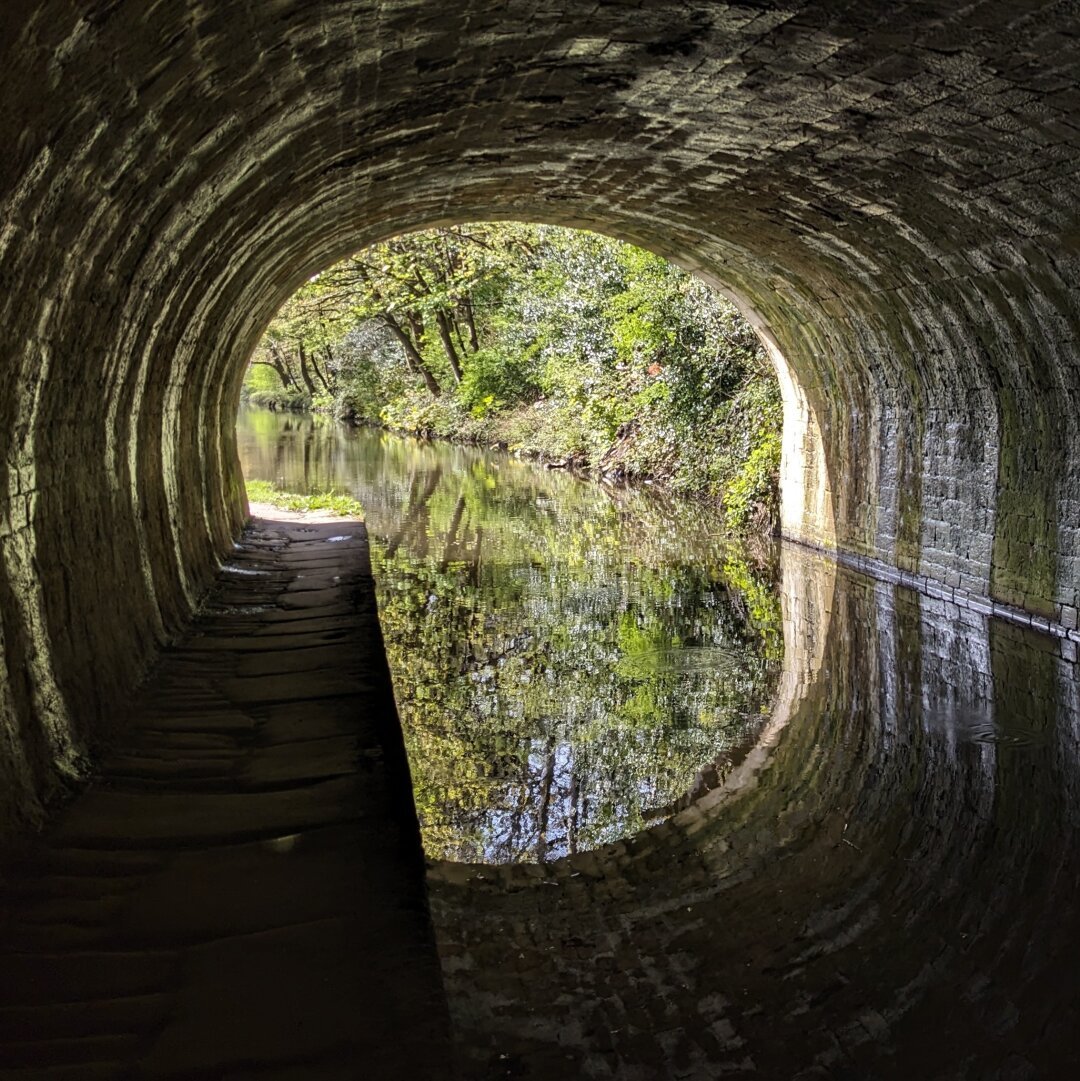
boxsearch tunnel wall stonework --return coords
[2,0,1080,836]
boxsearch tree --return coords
[305,224,534,398]
[241,221,782,531]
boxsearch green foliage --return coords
[243,361,284,396]
[379,385,475,438]
[244,223,783,532]
[245,479,364,518]
[722,410,783,532]
[458,346,541,415]
[246,387,312,411]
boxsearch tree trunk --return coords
[568,769,580,855]
[535,737,557,860]
[383,313,442,397]
[385,467,443,558]
[439,494,467,572]
[434,310,463,383]
[250,359,296,392]
[449,311,470,359]
[267,342,301,392]
[309,350,331,391]
[296,343,316,395]
[459,297,480,352]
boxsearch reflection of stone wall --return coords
[427,545,1080,1079]
[4,3,1080,840]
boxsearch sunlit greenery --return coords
[238,411,783,863]
[241,224,782,532]
[245,478,364,518]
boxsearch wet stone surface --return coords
[0,517,454,1080]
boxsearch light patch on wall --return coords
[681,267,835,548]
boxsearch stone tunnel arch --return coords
[3,0,1080,843]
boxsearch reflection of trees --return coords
[370,453,782,864]
[237,409,783,864]
[385,466,441,559]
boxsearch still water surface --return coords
[237,407,1080,1077]
[236,406,782,862]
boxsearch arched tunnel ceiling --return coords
[2,0,1080,829]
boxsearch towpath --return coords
[0,512,454,1079]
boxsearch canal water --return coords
[237,406,1080,1078]
[236,406,783,862]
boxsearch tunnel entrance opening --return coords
[236,221,796,863]
[4,1,1080,1076]
[237,221,790,532]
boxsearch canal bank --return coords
[0,514,454,1078]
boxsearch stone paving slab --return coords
[219,672,370,703]
[47,775,374,848]
[0,993,173,1042]
[0,952,178,1008]
[255,697,376,745]
[240,736,360,787]
[0,516,455,1080]
[187,629,354,651]
[140,917,420,1077]
[233,646,367,678]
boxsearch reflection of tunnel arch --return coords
[428,545,1080,1078]
[2,2,1080,889]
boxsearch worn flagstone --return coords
[0,516,455,1080]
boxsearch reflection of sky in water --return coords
[237,407,783,863]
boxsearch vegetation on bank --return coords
[344,434,783,860]
[245,478,364,518]
[242,224,782,531]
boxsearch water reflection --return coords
[237,409,1080,1077]
[236,407,782,862]
[428,547,1080,1081]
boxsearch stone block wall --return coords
[3,0,1080,835]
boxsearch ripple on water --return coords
[921,704,1050,748]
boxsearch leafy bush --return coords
[458,346,542,415]
[241,223,783,533]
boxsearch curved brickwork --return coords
[427,545,1080,1078]
[2,3,1080,842]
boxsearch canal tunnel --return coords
[3,1,1080,1076]
[5,0,1080,835]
